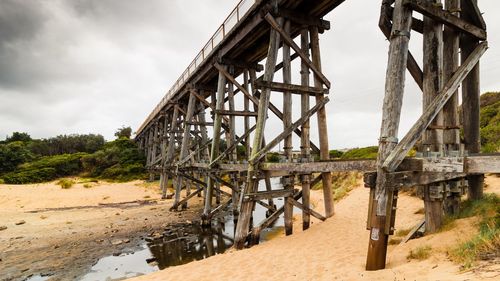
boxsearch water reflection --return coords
[148,220,233,269]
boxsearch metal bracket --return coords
[390,30,411,39]
[379,136,398,144]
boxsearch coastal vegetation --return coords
[0,127,146,184]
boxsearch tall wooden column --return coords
[461,0,483,200]
[282,19,294,236]
[173,92,197,209]
[234,18,281,249]
[366,0,412,270]
[422,0,445,233]
[300,29,312,230]
[202,67,227,224]
[310,26,334,218]
[442,0,461,214]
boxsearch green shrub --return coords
[57,179,75,189]
[82,138,146,181]
[407,245,432,260]
[0,141,35,174]
[0,178,4,184]
[447,194,499,268]
[341,146,378,160]
[3,168,57,184]
[266,152,281,163]
[2,153,86,184]
[329,149,344,159]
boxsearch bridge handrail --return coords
[136,0,257,136]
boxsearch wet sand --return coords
[0,180,202,281]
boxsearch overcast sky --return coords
[1,0,499,149]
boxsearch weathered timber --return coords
[382,41,487,173]
[203,67,227,223]
[311,26,334,218]
[264,13,331,89]
[367,0,413,271]
[255,80,328,95]
[422,0,444,234]
[249,96,329,164]
[234,17,281,249]
[244,189,294,201]
[403,0,486,40]
[300,28,312,230]
[287,197,327,221]
[214,110,258,116]
[461,0,484,200]
[465,154,500,174]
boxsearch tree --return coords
[6,132,32,143]
[115,126,132,139]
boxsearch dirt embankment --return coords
[0,180,203,281]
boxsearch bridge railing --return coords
[137,0,257,135]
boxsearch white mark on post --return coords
[371,228,380,241]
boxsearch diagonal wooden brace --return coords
[249,96,329,164]
[264,13,331,89]
[382,41,488,172]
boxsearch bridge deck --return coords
[136,0,344,136]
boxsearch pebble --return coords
[15,220,26,225]
[0,226,7,231]
[111,239,125,245]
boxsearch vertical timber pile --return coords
[366,0,412,270]
[311,26,334,218]
[300,29,311,230]
[367,0,487,270]
[234,12,281,248]
[422,0,444,233]
[461,0,484,200]
[442,0,461,215]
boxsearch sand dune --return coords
[131,176,500,281]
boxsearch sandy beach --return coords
[0,180,203,280]
[130,176,500,281]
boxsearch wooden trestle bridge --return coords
[135,0,499,270]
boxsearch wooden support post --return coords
[173,92,197,210]
[234,17,280,249]
[149,122,159,182]
[366,0,413,271]
[203,67,227,224]
[443,0,461,215]
[461,0,484,200]
[227,66,239,217]
[310,26,334,218]
[422,0,445,234]
[160,114,169,198]
[282,19,294,236]
[300,29,311,230]
[443,0,460,150]
[244,70,251,159]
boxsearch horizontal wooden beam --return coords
[403,0,487,40]
[461,0,486,30]
[386,171,466,187]
[214,110,258,116]
[255,80,328,95]
[277,9,331,31]
[244,189,295,201]
[218,58,264,71]
[261,159,377,173]
[465,154,500,174]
